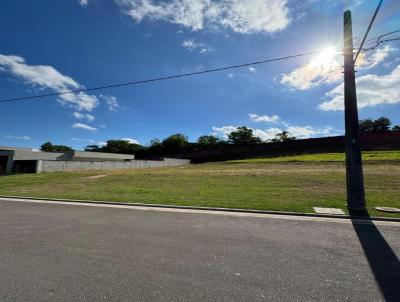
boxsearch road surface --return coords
[0,198,399,301]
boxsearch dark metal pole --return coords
[344,10,366,210]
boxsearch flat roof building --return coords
[0,146,135,174]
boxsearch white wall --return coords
[37,158,190,173]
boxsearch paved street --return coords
[0,198,399,302]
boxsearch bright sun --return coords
[310,46,337,69]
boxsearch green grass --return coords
[229,151,400,163]
[0,151,399,218]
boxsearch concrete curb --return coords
[1,195,399,222]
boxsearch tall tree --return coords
[40,142,73,152]
[272,131,296,142]
[359,118,375,133]
[197,135,221,146]
[392,125,400,132]
[100,140,144,154]
[372,117,391,132]
[84,145,102,152]
[228,126,262,145]
[162,134,188,154]
[359,117,391,133]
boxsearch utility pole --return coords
[343,10,366,210]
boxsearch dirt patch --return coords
[85,175,107,180]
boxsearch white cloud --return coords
[248,67,256,73]
[280,47,342,90]
[212,126,237,137]
[182,39,212,54]
[249,113,280,123]
[212,126,282,141]
[286,126,340,139]
[79,0,89,6]
[72,123,98,131]
[199,47,212,54]
[121,138,141,144]
[319,64,400,111]
[0,54,98,112]
[182,39,197,51]
[357,45,394,69]
[227,73,234,78]
[100,94,119,111]
[253,128,282,141]
[4,135,31,140]
[280,45,395,90]
[115,0,291,34]
[73,112,95,122]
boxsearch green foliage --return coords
[143,138,163,157]
[359,118,375,133]
[392,125,400,132]
[74,116,396,157]
[228,126,262,145]
[100,140,144,154]
[197,135,221,146]
[373,117,391,132]
[84,145,102,152]
[359,116,392,133]
[271,130,296,142]
[161,134,188,154]
[40,142,73,152]
[150,138,161,146]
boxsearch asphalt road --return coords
[0,198,399,302]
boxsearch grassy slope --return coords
[0,151,399,218]
[229,151,400,163]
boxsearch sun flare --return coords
[310,46,337,69]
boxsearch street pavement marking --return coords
[0,197,399,226]
[313,207,346,215]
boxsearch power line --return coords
[0,28,398,105]
[361,36,400,52]
[359,30,400,51]
[363,29,400,44]
[0,51,316,104]
[354,0,384,63]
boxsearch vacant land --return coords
[230,151,400,163]
[0,151,399,217]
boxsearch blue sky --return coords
[1,0,399,149]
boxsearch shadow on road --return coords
[349,209,400,302]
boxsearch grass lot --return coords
[0,151,399,217]
[230,151,400,163]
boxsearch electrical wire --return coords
[354,0,384,63]
[362,37,400,51]
[360,30,400,51]
[363,29,400,44]
[0,27,398,105]
[0,51,316,104]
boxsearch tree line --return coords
[40,116,400,156]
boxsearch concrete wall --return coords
[37,158,190,173]
[13,150,70,161]
[0,146,32,152]
[11,150,135,162]
[72,151,135,161]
